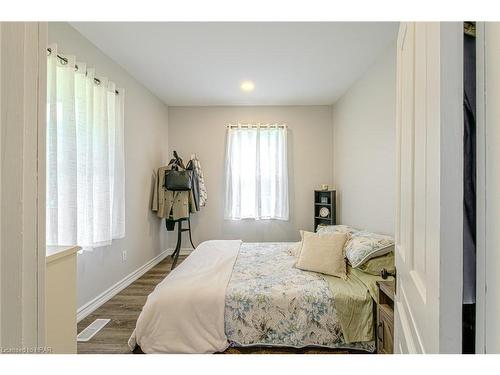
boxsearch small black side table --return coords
[167,216,195,270]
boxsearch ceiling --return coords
[71,22,398,106]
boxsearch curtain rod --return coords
[226,123,287,129]
[47,47,120,95]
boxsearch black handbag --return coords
[164,168,193,191]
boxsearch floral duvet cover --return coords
[224,242,375,352]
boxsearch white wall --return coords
[48,23,170,310]
[167,106,333,245]
[332,43,396,235]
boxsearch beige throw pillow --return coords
[295,231,348,279]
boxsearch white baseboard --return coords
[77,249,171,322]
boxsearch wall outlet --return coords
[121,251,127,262]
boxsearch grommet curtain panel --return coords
[224,126,289,220]
[46,44,125,250]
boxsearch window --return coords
[224,125,288,220]
[46,44,125,250]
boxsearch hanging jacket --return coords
[186,159,200,211]
[152,166,196,220]
[190,154,207,207]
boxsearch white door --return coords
[394,22,463,354]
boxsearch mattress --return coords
[224,242,375,352]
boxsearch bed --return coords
[128,240,380,353]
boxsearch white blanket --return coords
[128,240,242,353]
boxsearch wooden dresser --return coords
[376,280,395,354]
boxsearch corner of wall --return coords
[330,104,336,186]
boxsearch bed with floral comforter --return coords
[224,242,375,352]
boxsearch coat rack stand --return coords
[166,150,197,270]
[168,215,195,270]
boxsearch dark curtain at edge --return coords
[462,30,476,354]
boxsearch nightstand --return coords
[376,280,395,354]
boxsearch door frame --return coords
[475,21,486,354]
[474,21,500,354]
[438,21,464,353]
[0,21,47,350]
[36,21,48,348]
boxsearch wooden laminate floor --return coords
[77,254,358,354]
[77,254,184,354]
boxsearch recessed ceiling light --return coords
[240,80,255,92]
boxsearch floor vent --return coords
[77,318,111,342]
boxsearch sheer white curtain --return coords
[224,125,288,220]
[46,44,125,250]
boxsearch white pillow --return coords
[345,231,395,268]
[295,231,348,279]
